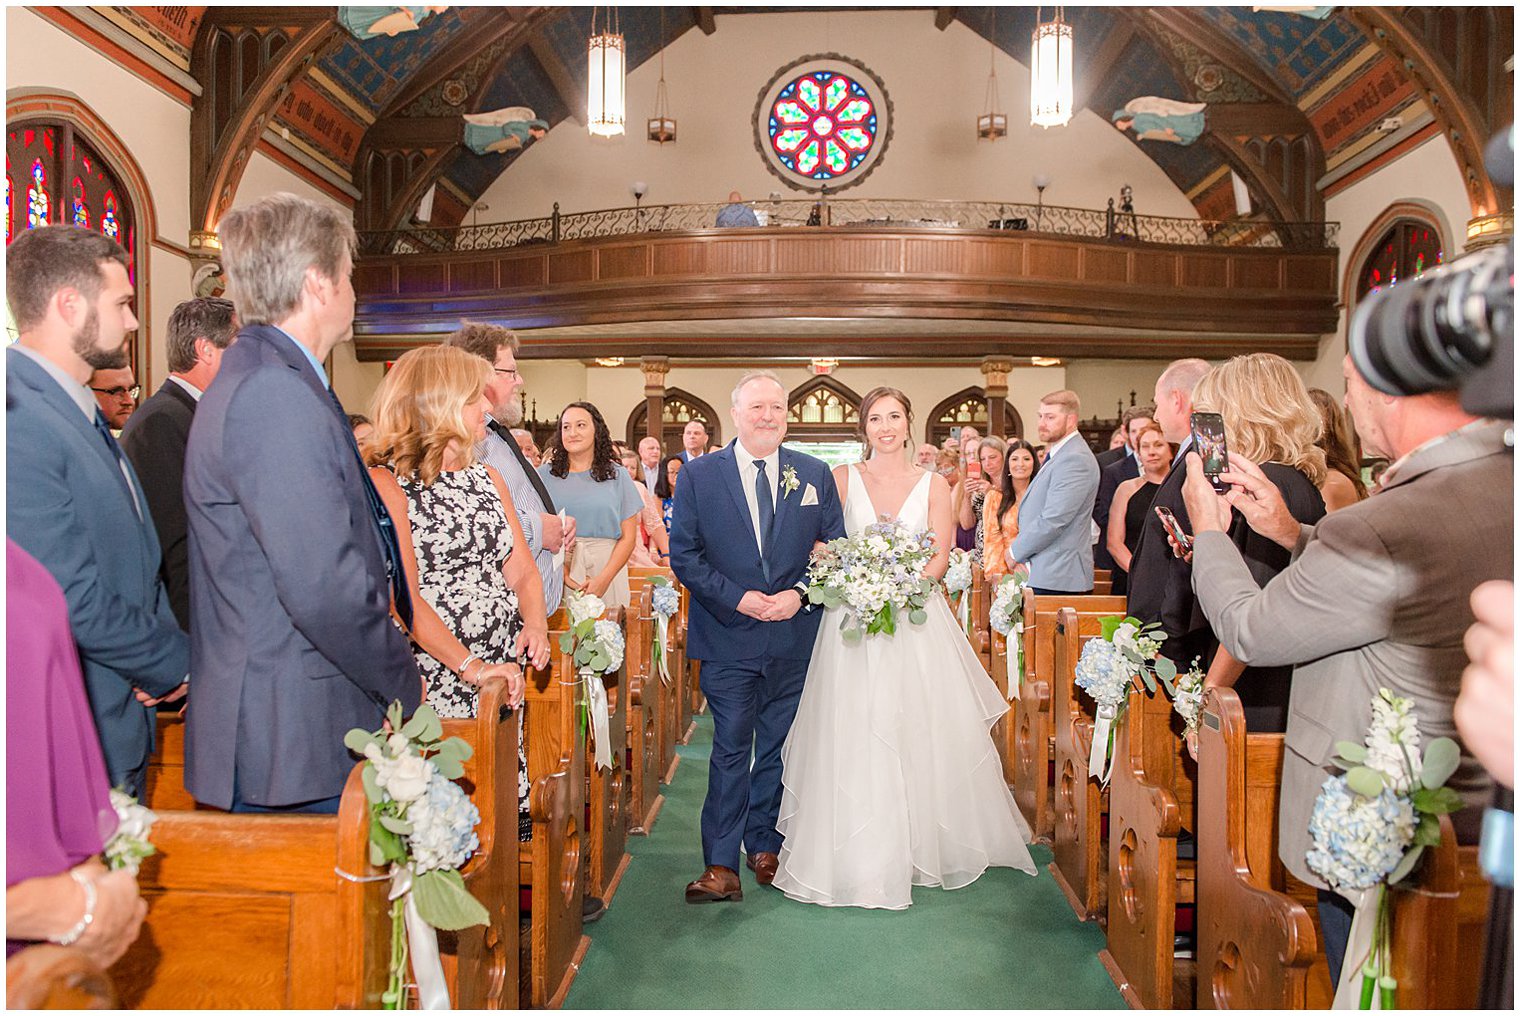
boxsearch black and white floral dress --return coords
[397,464,531,840]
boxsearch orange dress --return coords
[980,488,1020,579]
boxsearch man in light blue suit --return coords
[6,226,190,795]
[670,371,846,902]
[1007,390,1102,595]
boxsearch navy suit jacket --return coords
[6,348,189,787]
[183,325,421,809]
[120,379,198,630]
[670,441,845,661]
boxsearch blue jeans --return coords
[1318,889,1356,986]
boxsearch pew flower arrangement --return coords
[344,702,488,1010]
[943,548,974,636]
[988,572,1029,692]
[1169,659,1206,744]
[650,577,680,686]
[1305,688,1464,1010]
[805,519,938,643]
[1073,616,1176,783]
[104,789,157,873]
[560,589,625,771]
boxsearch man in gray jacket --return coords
[1007,389,1101,594]
[1182,354,1511,984]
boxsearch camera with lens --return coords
[1349,239,1513,418]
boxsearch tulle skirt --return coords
[773,593,1036,909]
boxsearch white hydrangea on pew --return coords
[1307,688,1464,1011]
[650,577,680,685]
[943,548,974,636]
[561,590,626,771]
[344,702,487,1010]
[988,571,1029,694]
[1073,616,1176,783]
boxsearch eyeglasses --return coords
[493,368,520,379]
[91,385,141,399]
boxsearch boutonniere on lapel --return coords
[780,464,801,499]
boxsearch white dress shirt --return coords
[733,440,781,553]
[169,375,204,401]
[1045,428,1082,463]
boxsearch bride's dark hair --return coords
[858,387,914,457]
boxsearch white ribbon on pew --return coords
[584,671,613,771]
[1089,704,1117,784]
[389,867,451,1010]
[957,592,971,638]
[1331,886,1381,1009]
[654,615,672,684]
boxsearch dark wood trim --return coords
[934,8,957,31]
[365,118,462,147]
[528,32,587,128]
[695,8,717,35]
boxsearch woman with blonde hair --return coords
[1189,352,1327,732]
[1308,387,1368,511]
[954,435,1007,565]
[365,345,554,838]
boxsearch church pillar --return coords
[981,358,1013,439]
[642,356,670,450]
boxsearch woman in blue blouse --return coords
[653,454,682,535]
[538,402,643,609]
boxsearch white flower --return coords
[1111,624,1139,655]
[1074,639,1132,713]
[104,789,157,873]
[592,619,626,672]
[566,589,605,627]
[407,770,481,874]
[1365,688,1422,793]
[1306,775,1417,890]
[652,583,679,619]
[377,748,433,804]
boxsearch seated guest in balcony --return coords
[955,435,1005,563]
[679,419,711,462]
[183,192,420,814]
[1182,354,1509,983]
[1006,391,1101,595]
[655,454,683,535]
[1309,387,1368,511]
[1104,423,1171,590]
[982,439,1039,580]
[120,296,238,633]
[621,445,671,567]
[716,191,760,228]
[7,538,148,967]
[540,402,644,609]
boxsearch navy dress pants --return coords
[698,655,810,871]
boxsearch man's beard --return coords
[496,398,524,427]
[72,307,129,370]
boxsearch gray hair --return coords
[731,369,786,406]
[165,296,237,373]
[218,192,356,325]
[1157,357,1211,398]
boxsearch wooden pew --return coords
[1196,687,1490,1010]
[1049,607,1110,923]
[523,628,592,1009]
[1094,568,1114,595]
[1010,593,1127,840]
[123,680,519,1009]
[624,577,667,834]
[586,608,632,905]
[677,576,698,757]
[1099,673,1196,1009]
[628,566,682,787]
[968,561,993,672]
[8,946,116,1009]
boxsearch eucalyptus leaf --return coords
[1413,813,1443,847]
[418,708,443,744]
[411,869,490,931]
[400,710,428,741]
[1154,658,1177,682]
[344,729,378,755]
[439,736,473,763]
[1387,844,1425,885]
[432,754,465,780]
[361,764,384,805]
[378,813,414,835]
[1345,766,1386,799]
[370,840,386,868]
[559,632,574,653]
[1139,670,1157,694]
[1420,737,1460,790]
[1335,741,1369,763]
[909,609,927,626]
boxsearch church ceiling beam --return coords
[528,31,588,129]
[1073,20,1136,114]
[189,11,344,232]
[376,7,547,119]
[695,8,717,35]
[934,8,957,32]
[1340,6,1507,217]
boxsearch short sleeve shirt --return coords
[537,466,643,539]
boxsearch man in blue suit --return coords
[670,371,846,901]
[183,193,421,814]
[6,226,190,795]
[1007,390,1102,595]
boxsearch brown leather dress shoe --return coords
[746,852,779,886]
[685,866,742,903]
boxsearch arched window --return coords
[71,176,89,227]
[6,123,137,281]
[926,387,1022,446]
[785,377,861,442]
[27,157,48,228]
[625,388,723,448]
[1355,219,1444,303]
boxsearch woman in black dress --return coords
[1106,423,1172,584]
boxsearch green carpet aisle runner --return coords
[564,716,1126,1009]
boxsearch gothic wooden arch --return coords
[786,376,862,443]
[625,387,722,449]
[926,387,1022,446]
[6,89,158,383]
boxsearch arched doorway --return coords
[926,387,1022,446]
[625,388,723,450]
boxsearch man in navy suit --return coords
[6,226,190,795]
[183,193,421,814]
[677,419,711,462]
[670,371,846,901]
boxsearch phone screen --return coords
[965,459,982,480]
[1154,506,1193,552]
[1190,412,1228,492]
[950,426,962,442]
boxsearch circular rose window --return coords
[754,55,893,193]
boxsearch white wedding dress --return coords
[772,465,1036,909]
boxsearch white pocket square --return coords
[800,484,820,506]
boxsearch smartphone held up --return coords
[1190,412,1229,493]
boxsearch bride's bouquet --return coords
[805,519,938,643]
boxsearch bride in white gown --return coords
[773,387,1036,909]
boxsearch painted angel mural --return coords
[1111,97,1208,146]
[462,107,550,155]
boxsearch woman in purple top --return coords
[6,539,147,966]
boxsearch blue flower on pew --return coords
[652,582,679,620]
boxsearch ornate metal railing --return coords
[357,198,1339,257]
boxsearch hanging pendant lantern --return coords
[1030,6,1074,129]
[647,9,676,143]
[977,9,1007,140]
[588,7,626,138]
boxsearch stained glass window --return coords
[71,177,90,227]
[3,168,10,245]
[7,123,136,281]
[27,158,49,228]
[768,71,878,181]
[101,192,119,241]
[1356,220,1443,303]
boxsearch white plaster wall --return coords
[471,9,1198,223]
[234,150,345,213]
[7,6,194,387]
